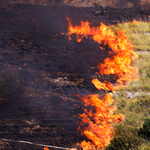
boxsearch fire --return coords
[92,79,114,92]
[67,17,138,87]
[67,18,138,149]
[77,93,124,149]
[131,19,138,24]
[122,19,146,25]
[131,19,147,24]
[44,147,49,150]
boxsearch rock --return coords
[94,10,104,16]
[133,92,140,97]
[126,92,133,98]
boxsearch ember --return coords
[67,18,138,149]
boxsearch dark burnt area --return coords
[0,3,149,149]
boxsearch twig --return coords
[1,138,77,150]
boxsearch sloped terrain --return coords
[0,3,149,150]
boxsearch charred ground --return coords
[0,3,149,150]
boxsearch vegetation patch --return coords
[110,21,150,51]
[106,124,143,150]
[139,119,150,140]
[122,53,150,92]
[107,21,150,150]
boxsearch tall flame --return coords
[67,17,138,88]
[67,18,138,149]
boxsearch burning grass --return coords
[106,21,150,150]
[109,92,150,149]
[110,20,150,92]
[124,53,150,92]
[0,3,150,150]
[110,20,150,51]
[64,19,150,150]
[66,18,138,149]
[107,53,150,149]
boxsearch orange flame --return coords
[44,147,49,150]
[67,18,138,149]
[131,19,147,24]
[130,19,145,24]
[67,17,138,87]
[92,79,114,92]
[131,19,138,24]
[77,93,124,149]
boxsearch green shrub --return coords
[139,119,150,140]
[106,124,143,150]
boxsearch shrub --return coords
[106,124,143,150]
[139,119,150,140]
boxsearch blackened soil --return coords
[0,3,149,150]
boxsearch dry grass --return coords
[120,53,150,92]
[111,21,150,51]
[107,21,150,150]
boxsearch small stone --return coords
[133,92,140,97]
[126,92,133,98]
[94,10,104,16]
